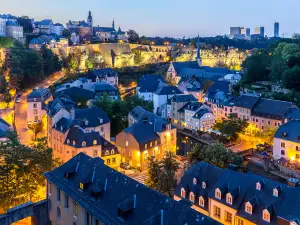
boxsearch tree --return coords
[254,126,277,145]
[0,133,60,212]
[214,114,249,141]
[85,56,94,69]
[127,30,139,43]
[231,83,240,96]
[145,152,179,197]
[282,66,300,91]
[65,54,78,74]
[0,37,14,48]
[203,79,213,92]
[214,61,227,68]
[40,45,61,76]
[188,143,245,171]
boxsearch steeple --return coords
[196,33,202,67]
[112,19,115,29]
[87,10,93,27]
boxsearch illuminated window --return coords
[181,188,186,198]
[214,206,221,218]
[281,142,285,148]
[126,141,128,147]
[79,183,84,190]
[144,152,148,160]
[189,192,195,202]
[256,182,261,191]
[273,188,278,197]
[263,210,270,223]
[105,150,109,156]
[112,158,116,163]
[82,141,86,147]
[111,149,114,154]
[145,144,147,149]
[199,196,204,207]
[237,218,244,225]
[193,178,197,185]
[215,189,221,199]
[57,207,61,219]
[202,182,206,189]
[107,159,111,164]
[225,211,232,223]
[245,202,252,214]
[93,140,97,145]
[73,141,76,146]
[226,193,233,205]
[73,201,78,216]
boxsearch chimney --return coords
[287,178,299,187]
[60,126,63,131]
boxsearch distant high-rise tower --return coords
[255,27,264,37]
[112,19,115,29]
[87,10,93,27]
[246,28,251,37]
[274,22,279,37]
[196,33,202,67]
[230,27,241,36]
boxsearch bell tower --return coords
[87,10,93,27]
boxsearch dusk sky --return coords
[1,0,299,38]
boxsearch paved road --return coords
[230,141,256,152]
[14,72,65,146]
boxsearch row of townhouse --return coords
[46,96,121,170]
[115,106,177,171]
[44,153,220,225]
[175,162,300,225]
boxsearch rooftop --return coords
[274,120,300,144]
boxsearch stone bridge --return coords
[0,200,49,225]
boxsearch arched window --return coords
[111,149,115,154]
[105,150,109,156]
[273,188,278,197]
[107,159,111,164]
[263,210,270,222]
[199,196,205,207]
[93,140,97,145]
[256,182,261,191]
[73,141,76,146]
[226,193,233,205]
[181,188,186,198]
[57,207,61,218]
[245,202,252,214]
[189,192,195,202]
[215,189,221,199]
[193,178,197,185]
[202,182,206,189]
[82,141,86,147]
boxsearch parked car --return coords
[15,94,22,103]
[120,162,131,170]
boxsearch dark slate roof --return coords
[193,108,212,119]
[176,162,300,225]
[155,86,182,95]
[35,19,52,26]
[53,117,72,134]
[274,120,300,143]
[27,88,50,102]
[129,106,172,133]
[207,81,231,94]
[94,82,118,93]
[178,102,203,113]
[30,37,47,45]
[172,61,200,72]
[252,98,293,119]
[137,74,166,93]
[93,26,116,32]
[124,122,161,146]
[0,118,10,127]
[74,107,110,128]
[6,20,21,26]
[284,108,300,121]
[0,118,10,138]
[233,95,261,109]
[46,97,77,118]
[87,68,118,80]
[55,86,95,101]
[170,94,197,103]
[45,153,219,225]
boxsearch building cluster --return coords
[229,22,279,40]
[176,162,300,225]
[45,153,220,225]
[0,14,24,42]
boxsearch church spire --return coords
[112,19,115,29]
[196,33,202,67]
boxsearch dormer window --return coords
[263,210,270,223]
[202,182,206,189]
[245,202,252,214]
[73,141,76,146]
[82,141,86,147]
[256,182,261,191]
[199,196,205,207]
[145,144,147,149]
[166,124,171,130]
[226,193,233,205]
[111,149,114,154]
[79,182,84,190]
[193,178,197,185]
[273,188,278,197]
[105,150,109,156]
[181,188,186,198]
[85,120,88,125]
[67,139,70,144]
[93,140,97,145]
[99,118,103,124]
[215,189,221,199]
[189,192,195,202]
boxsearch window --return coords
[297,146,299,151]
[150,142,152,147]
[226,194,233,205]
[155,141,157,145]
[105,150,109,156]
[245,203,252,214]
[225,211,232,223]
[100,127,104,132]
[273,188,278,197]
[263,210,270,222]
[281,150,285,155]
[57,187,61,201]
[193,178,197,185]
[199,197,204,207]
[256,182,261,191]
[215,189,221,199]
[64,194,69,208]
[112,158,116,163]
[237,218,244,225]
[107,159,111,164]
[189,192,195,202]
[297,154,300,160]
[166,124,171,130]
[145,144,147,149]
[82,141,86,147]
[93,150,97,157]
[202,182,206,189]
[214,206,221,218]
[80,183,84,190]
[73,141,76,146]
[48,182,52,195]
[57,207,61,219]
[111,149,114,154]
[93,140,97,145]
[74,201,78,216]
[33,103,37,108]
[281,142,285,148]
[126,141,129,147]
[181,188,186,198]
[144,152,148,160]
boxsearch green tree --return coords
[0,37,14,48]
[85,56,94,69]
[65,54,78,74]
[145,152,179,197]
[282,66,300,91]
[0,133,60,212]
[127,29,139,43]
[40,45,61,76]
[254,126,277,146]
[188,143,245,171]
[214,114,249,141]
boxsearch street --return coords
[14,71,65,146]
[230,140,256,152]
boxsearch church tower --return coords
[196,33,202,67]
[112,19,115,29]
[87,10,93,27]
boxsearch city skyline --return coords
[1,0,299,37]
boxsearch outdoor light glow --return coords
[166,132,171,136]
